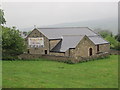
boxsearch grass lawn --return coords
[2,55,118,88]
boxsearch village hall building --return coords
[25,27,110,58]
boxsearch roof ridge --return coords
[88,35,100,37]
[37,27,88,29]
[87,27,100,36]
[62,35,85,36]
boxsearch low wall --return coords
[18,52,109,64]
[109,49,120,55]
[18,54,42,60]
[42,55,82,63]
[49,52,65,56]
[18,54,82,63]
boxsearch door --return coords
[45,50,47,54]
[97,45,99,53]
[89,48,92,56]
[27,49,30,54]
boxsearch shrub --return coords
[2,26,26,60]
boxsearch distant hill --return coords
[20,18,118,35]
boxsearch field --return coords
[2,55,118,88]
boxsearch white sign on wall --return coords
[28,37,44,47]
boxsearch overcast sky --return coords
[2,2,118,29]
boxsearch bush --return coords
[105,35,120,50]
[2,54,18,60]
[2,26,26,60]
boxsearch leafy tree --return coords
[28,31,32,35]
[23,31,28,36]
[0,9,6,25]
[115,33,120,42]
[98,30,112,38]
[105,35,120,50]
[2,26,26,60]
[110,32,113,37]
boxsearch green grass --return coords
[2,55,118,88]
[0,60,2,88]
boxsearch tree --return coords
[2,26,26,60]
[115,33,120,42]
[94,29,120,50]
[28,31,32,35]
[0,9,6,25]
[105,35,120,50]
[98,30,112,38]
[23,31,28,36]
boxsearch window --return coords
[97,45,99,52]
[89,48,92,56]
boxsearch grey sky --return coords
[2,2,118,29]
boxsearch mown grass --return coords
[0,60,2,88]
[2,55,118,88]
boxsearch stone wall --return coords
[42,55,80,63]
[18,52,109,64]
[71,36,96,58]
[81,52,110,60]
[18,53,81,63]
[25,29,50,54]
[67,36,110,59]
[49,39,61,50]
[65,49,70,56]
[109,49,120,55]
[99,44,110,53]
[24,29,110,59]
[18,54,42,60]
[49,52,65,56]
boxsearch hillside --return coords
[20,18,118,35]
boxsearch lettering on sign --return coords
[28,37,44,47]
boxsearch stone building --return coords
[25,27,110,58]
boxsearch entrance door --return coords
[45,50,47,54]
[27,49,30,54]
[89,48,92,56]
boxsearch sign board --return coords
[28,37,44,47]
